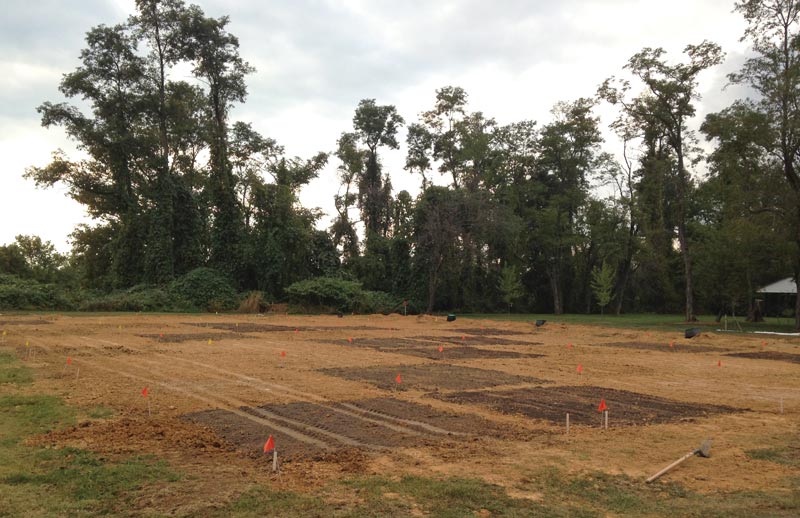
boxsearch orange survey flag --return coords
[141,387,149,398]
[597,399,607,412]
[263,435,275,454]
[395,373,402,384]
[576,364,583,374]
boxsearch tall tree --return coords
[731,0,800,328]
[599,41,724,321]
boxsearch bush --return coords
[286,277,400,314]
[79,285,174,312]
[0,274,73,310]
[168,268,239,312]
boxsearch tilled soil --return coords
[432,385,740,426]
[137,332,253,343]
[319,364,548,391]
[590,341,726,353]
[726,351,800,364]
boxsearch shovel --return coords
[645,439,712,484]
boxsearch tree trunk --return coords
[677,220,695,322]
[549,270,563,315]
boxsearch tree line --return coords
[5,0,799,325]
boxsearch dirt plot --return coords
[184,397,521,460]
[380,346,544,360]
[432,385,739,426]
[194,322,387,333]
[590,341,725,353]
[137,332,252,343]
[453,327,527,336]
[320,364,548,391]
[726,351,800,364]
[0,318,53,325]
[334,336,542,348]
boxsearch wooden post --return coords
[272,449,278,472]
[75,367,80,381]
[604,410,609,430]
[566,413,570,435]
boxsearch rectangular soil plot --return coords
[432,386,738,426]
[183,397,518,460]
[320,364,548,391]
[591,342,725,353]
[385,347,544,361]
[726,351,800,364]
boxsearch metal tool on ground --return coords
[645,439,712,483]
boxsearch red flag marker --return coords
[294,328,298,333]
[66,357,72,366]
[567,343,573,350]
[280,351,286,358]
[395,373,402,384]
[576,364,583,375]
[159,333,164,338]
[669,341,674,348]
[348,337,353,343]
[141,387,149,398]
[598,399,608,412]
[461,335,465,341]
[263,435,275,454]
[438,345,444,353]
[717,360,721,367]
[761,341,767,349]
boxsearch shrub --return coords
[286,277,400,314]
[0,274,73,310]
[80,285,174,312]
[168,268,239,312]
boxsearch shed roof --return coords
[757,277,797,294]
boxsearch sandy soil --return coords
[2,312,798,510]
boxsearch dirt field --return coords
[1,313,798,513]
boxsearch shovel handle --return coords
[645,450,697,484]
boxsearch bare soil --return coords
[431,385,739,426]
[2,312,798,510]
[319,363,548,391]
[726,351,800,364]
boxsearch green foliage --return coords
[590,262,616,313]
[168,267,239,311]
[286,276,365,312]
[79,285,175,312]
[286,276,398,314]
[498,265,525,311]
[0,274,73,311]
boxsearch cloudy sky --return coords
[0,0,752,252]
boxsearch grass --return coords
[462,313,798,334]
[211,469,800,518]
[0,354,179,517]
[0,351,33,385]
[747,447,800,469]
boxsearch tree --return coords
[498,265,525,312]
[590,262,616,314]
[730,0,800,328]
[599,41,724,321]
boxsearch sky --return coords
[0,0,753,253]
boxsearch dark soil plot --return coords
[184,397,522,460]
[726,351,800,364]
[434,336,542,347]
[432,385,739,426]
[452,328,525,336]
[319,364,548,392]
[0,319,52,325]
[382,347,544,361]
[137,332,250,343]
[332,337,430,348]
[182,409,322,461]
[336,397,528,439]
[186,323,296,333]
[591,342,724,353]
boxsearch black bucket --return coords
[446,314,456,322]
[684,327,702,339]
[535,319,546,327]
